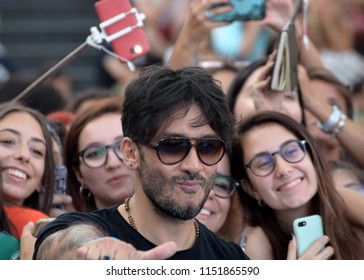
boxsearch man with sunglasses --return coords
[34,66,249,260]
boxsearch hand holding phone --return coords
[293,215,324,258]
[32,218,56,237]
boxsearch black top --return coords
[33,206,249,260]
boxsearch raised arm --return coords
[262,0,324,70]
[35,223,177,260]
[298,66,364,168]
[168,0,231,69]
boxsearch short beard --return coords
[139,153,214,221]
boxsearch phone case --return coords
[94,0,150,62]
[269,22,298,92]
[293,215,324,257]
[270,0,302,92]
[210,0,266,22]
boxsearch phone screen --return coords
[210,0,266,22]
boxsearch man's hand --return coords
[76,237,178,260]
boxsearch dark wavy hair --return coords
[0,172,12,233]
[122,65,235,149]
[231,111,362,259]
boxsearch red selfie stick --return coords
[13,0,148,104]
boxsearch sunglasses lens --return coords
[158,138,190,164]
[156,138,225,165]
[196,139,225,165]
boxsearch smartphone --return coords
[293,215,324,257]
[0,232,20,260]
[32,218,56,237]
[210,0,266,22]
[94,0,150,62]
[52,165,68,210]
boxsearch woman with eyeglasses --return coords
[64,96,135,212]
[197,154,239,235]
[230,111,364,259]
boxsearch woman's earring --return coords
[258,200,266,207]
[79,184,91,199]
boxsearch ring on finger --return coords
[100,255,111,260]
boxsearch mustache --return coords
[172,173,207,184]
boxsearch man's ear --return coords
[240,179,261,201]
[121,137,139,169]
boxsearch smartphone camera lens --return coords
[298,221,306,227]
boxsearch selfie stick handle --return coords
[13,8,146,103]
[13,42,89,103]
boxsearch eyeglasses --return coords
[345,184,364,196]
[245,140,307,177]
[213,173,239,198]
[78,142,123,168]
[139,137,227,166]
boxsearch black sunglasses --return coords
[139,137,227,166]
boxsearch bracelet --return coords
[317,105,342,133]
[331,114,347,137]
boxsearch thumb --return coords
[141,241,178,260]
[287,234,298,260]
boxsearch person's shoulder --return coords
[4,206,48,239]
[198,221,250,260]
[4,205,48,220]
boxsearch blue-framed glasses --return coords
[245,140,307,177]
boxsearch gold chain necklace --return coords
[124,197,200,241]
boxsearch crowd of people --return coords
[1,0,364,260]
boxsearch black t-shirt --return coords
[33,206,249,260]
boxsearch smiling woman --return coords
[230,111,364,259]
[0,102,55,239]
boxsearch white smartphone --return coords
[293,215,324,257]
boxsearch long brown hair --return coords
[0,172,13,233]
[64,96,123,212]
[0,102,55,214]
[231,111,362,259]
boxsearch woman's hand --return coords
[20,222,36,260]
[49,194,74,218]
[287,235,335,260]
[261,0,295,33]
